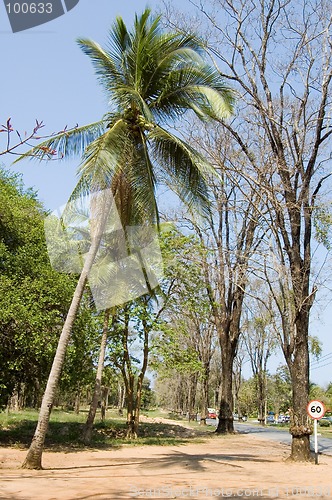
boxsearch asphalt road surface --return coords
[206,419,332,456]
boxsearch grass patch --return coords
[0,408,212,450]
[139,408,170,419]
[318,426,332,439]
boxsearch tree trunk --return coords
[21,273,88,469]
[200,366,210,426]
[257,375,266,426]
[33,378,41,409]
[133,388,142,437]
[21,191,113,469]
[21,233,105,469]
[74,387,81,415]
[127,414,137,439]
[131,337,148,436]
[216,340,236,434]
[118,382,125,415]
[190,373,198,416]
[83,308,111,444]
[100,398,106,422]
[102,386,109,418]
[288,318,312,462]
[126,380,137,439]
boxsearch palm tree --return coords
[19,8,234,469]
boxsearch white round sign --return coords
[307,400,326,420]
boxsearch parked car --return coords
[267,415,275,424]
[207,408,217,419]
[318,416,332,426]
[277,414,290,423]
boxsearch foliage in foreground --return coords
[0,168,100,409]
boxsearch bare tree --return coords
[232,338,247,419]
[166,0,332,460]
[242,298,277,425]
[152,224,217,422]
[178,122,263,433]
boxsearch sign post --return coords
[306,400,326,465]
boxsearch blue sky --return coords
[1,0,332,387]
[0,0,167,208]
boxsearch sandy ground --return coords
[0,418,331,500]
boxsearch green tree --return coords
[237,378,257,418]
[155,226,216,423]
[19,9,234,469]
[0,169,79,408]
[82,308,113,443]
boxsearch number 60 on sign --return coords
[307,400,326,419]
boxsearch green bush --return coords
[318,419,330,427]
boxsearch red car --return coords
[207,408,217,419]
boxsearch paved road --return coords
[206,419,332,456]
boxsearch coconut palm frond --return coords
[69,118,130,200]
[13,120,106,163]
[149,125,215,213]
[129,131,159,225]
[153,65,235,121]
[144,46,204,99]
[77,38,125,92]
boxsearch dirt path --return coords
[0,419,331,500]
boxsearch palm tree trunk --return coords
[22,232,111,468]
[21,270,88,469]
[83,308,111,444]
[21,191,114,469]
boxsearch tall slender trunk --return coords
[21,267,88,469]
[257,374,266,426]
[131,315,149,436]
[22,192,112,469]
[83,308,111,444]
[133,385,142,437]
[126,375,136,438]
[119,310,137,439]
[118,382,125,415]
[74,387,81,415]
[189,373,198,414]
[200,365,210,426]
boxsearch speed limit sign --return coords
[307,400,326,465]
[307,400,326,420]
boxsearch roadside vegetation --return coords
[0,408,212,450]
